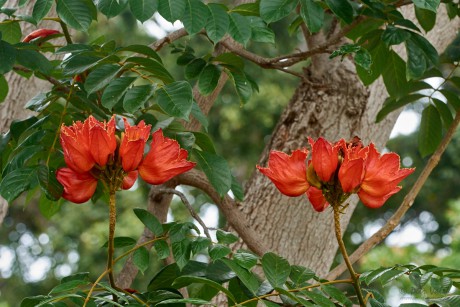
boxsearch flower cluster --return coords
[56,116,196,203]
[257,137,414,212]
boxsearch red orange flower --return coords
[56,168,98,204]
[138,129,196,185]
[357,144,414,208]
[309,137,339,183]
[57,117,195,204]
[119,119,151,172]
[258,136,414,212]
[23,29,60,42]
[60,119,94,173]
[256,149,309,197]
[87,116,117,167]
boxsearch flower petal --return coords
[138,129,196,185]
[88,116,117,167]
[122,171,138,190]
[119,119,151,172]
[56,168,97,204]
[310,137,338,182]
[306,186,329,212]
[60,121,94,172]
[257,149,309,197]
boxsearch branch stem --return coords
[333,206,365,306]
[107,190,118,300]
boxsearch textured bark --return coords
[235,7,459,278]
[0,1,62,225]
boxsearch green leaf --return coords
[0,21,22,44]
[157,298,212,306]
[406,38,427,80]
[322,284,353,307]
[205,3,229,43]
[232,2,259,16]
[125,56,174,84]
[415,7,436,32]
[133,208,163,236]
[147,263,180,291]
[432,98,453,129]
[156,81,193,120]
[191,103,209,131]
[229,70,252,104]
[324,0,354,24]
[357,34,390,85]
[300,0,324,33]
[355,48,372,71]
[102,236,137,248]
[0,40,16,74]
[231,175,244,201]
[412,0,440,12]
[56,0,93,31]
[208,244,231,260]
[38,195,62,219]
[49,280,89,294]
[214,53,244,70]
[198,64,221,95]
[191,237,211,254]
[301,289,336,307]
[441,89,460,111]
[382,51,408,97]
[173,276,237,305]
[216,230,238,245]
[0,75,8,103]
[129,0,158,22]
[62,55,102,76]
[32,0,53,23]
[378,268,408,285]
[0,166,38,203]
[234,251,258,270]
[158,0,186,22]
[289,265,315,286]
[376,94,426,122]
[193,150,232,196]
[152,240,169,260]
[172,240,191,269]
[21,296,52,307]
[97,0,128,18]
[259,0,297,23]
[228,13,251,46]
[419,104,442,157]
[37,166,63,201]
[117,44,162,62]
[261,252,290,288]
[16,49,52,74]
[123,84,155,113]
[445,35,460,62]
[431,276,453,294]
[183,0,210,35]
[410,33,438,65]
[382,26,411,46]
[192,132,216,153]
[427,295,460,306]
[248,16,275,44]
[84,64,120,94]
[185,58,207,79]
[221,258,260,294]
[101,76,136,109]
[133,246,150,274]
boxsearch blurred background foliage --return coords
[1,6,459,307]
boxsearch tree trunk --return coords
[236,7,459,278]
[0,0,61,225]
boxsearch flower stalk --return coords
[333,205,365,306]
[107,189,117,299]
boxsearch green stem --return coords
[333,206,366,306]
[107,190,118,301]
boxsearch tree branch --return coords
[155,187,212,239]
[326,110,460,280]
[177,169,268,256]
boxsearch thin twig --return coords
[156,187,212,239]
[327,110,460,280]
[177,169,268,256]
